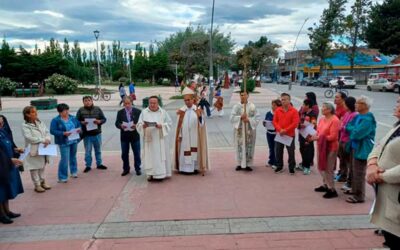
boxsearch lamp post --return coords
[93,30,101,88]
[291,17,309,89]
[175,61,178,91]
[208,0,215,104]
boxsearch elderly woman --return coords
[0,115,24,224]
[345,96,376,203]
[22,106,52,193]
[366,98,400,248]
[311,102,341,199]
[50,103,81,183]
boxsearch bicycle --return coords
[92,87,111,101]
[324,86,349,98]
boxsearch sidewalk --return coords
[0,85,387,250]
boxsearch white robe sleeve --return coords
[230,104,241,129]
[248,104,260,130]
[161,109,172,137]
[136,112,145,136]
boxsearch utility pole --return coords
[290,17,309,90]
[208,0,215,104]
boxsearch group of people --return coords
[0,85,399,247]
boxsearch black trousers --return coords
[383,230,400,250]
[275,138,296,170]
[299,136,314,169]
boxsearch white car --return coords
[367,78,397,92]
[329,76,356,89]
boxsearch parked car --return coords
[277,76,290,84]
[314,76,331,87]
[329,76,356,89]
[300,77,315,86]
[261,75,273,83]
[367,78,397,92]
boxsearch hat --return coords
[182,87,195,96]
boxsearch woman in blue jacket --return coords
[50,103,81,183]
[346,96,376,203]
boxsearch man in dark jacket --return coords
[115,96,142,176]
[76,96,107,173]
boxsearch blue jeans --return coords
[121,140,141,172]
[266,132,276,166]
[83,134,102,168]
[58,143,78,181]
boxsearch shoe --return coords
[0,215,13,224]
[34,185,45,193]
[245,166,253,171]
[235,166,242,171]
[193,170,199,174]
[83,167,91,173]
[7,212,21,219]
[314,185,328,192]
[341,183,351,191]
[271,165,277,170]
[97,165,108,170]
[323,189,338,199]
[289,169,295,175]
[337,175,347,182]
[274,167,284,174]
[121,170,130,176]
[136,170,142,176]
[345,196,364,203]
[71,173,78,178]
[295,164,303,171]
[57,179,68,183]
[303,168,310,175]
[41,181,51,190]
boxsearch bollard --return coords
[288,82,292,91]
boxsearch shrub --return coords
[45,73,78,94]
[0,77,18,96]
[241,79,256,93]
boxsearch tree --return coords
[365,0,400,55]
[308,0,347,75]
[339,0,371,76]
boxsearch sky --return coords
[0,0,383,55]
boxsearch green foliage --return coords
[0,77,17,96]
[308,0,348,74]
[365,0,400,55]
[241,79,256,93]
[45,73,78,94]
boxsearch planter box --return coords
[30,98,58,110]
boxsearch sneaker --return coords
[295,164,303,171]
[337,175,347,182]
[271,165,278,170]
[323,189,338,199]
[314,185,328,192]
[71,173,78,178]
[289,169,295,175]
[136,170,142,176]
[97,165,108,170]
[83,167,91,173]
[58,179,68,183]
[341,183,351,191]
[274,167,284,174]
[303,168,310,175]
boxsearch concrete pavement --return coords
[0,84,390,250]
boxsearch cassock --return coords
[137,107,172,179]
[174,105,209,174]
[230,102,260,168]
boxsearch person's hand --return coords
[14,148,24,154]
[131,124,136,129]
[241,114,248,120]
[143,123,148,129]
[43,139,51,147]
[81,121,88,125]
[121,124,127,129]
[279,129,286,135]
[310,135,319,141]
[156,124,162,129]
[63,131,72,136]
[366,163,385,185]
[11,158,23,166]
[195,109,203,117]
[299,124,306,129]
[76,128,81,133]
[93,119,101,125]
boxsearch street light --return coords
[291,17,309,89]
[93,30,101,88]
[175,61,179,91]
[208,0,215,104]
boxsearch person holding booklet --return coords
[115,96,142,176]
[21,106,52,193]
[272,93,300,175]
[76,96,108,173]
[298,99,317,175]
[50,103,81,183]
[263,99,281,169]
[137,96,172,181]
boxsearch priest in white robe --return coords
[230,90,260,171]
[174,87,209,175]
[137,96,172,181]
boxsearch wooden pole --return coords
[241,63,248,169]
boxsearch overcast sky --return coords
[0,0,383,55]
